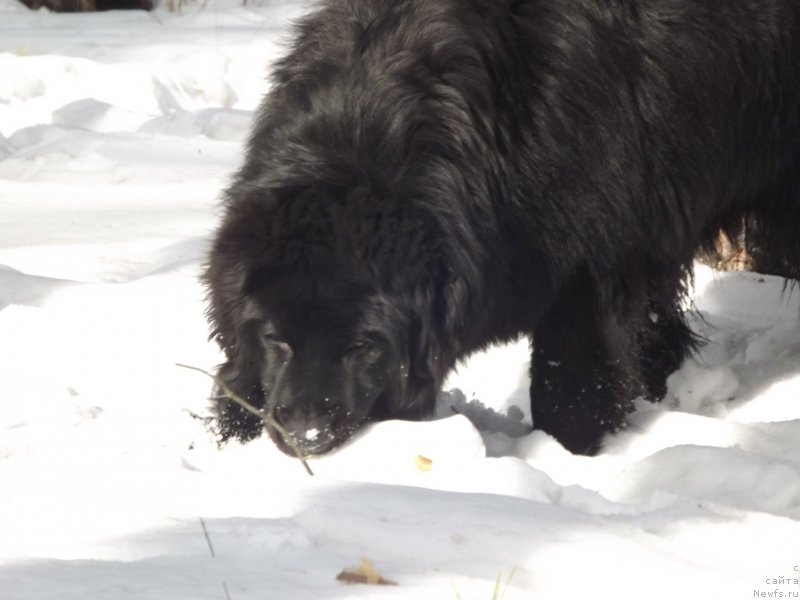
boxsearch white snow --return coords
[2,1,800,598]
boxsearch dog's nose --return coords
[272,400,339,435]
[271,403,340,454]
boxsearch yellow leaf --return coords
[414,454,433,472]
[336,558,397,586]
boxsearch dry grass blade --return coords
[451,568,516,600]
[176,363,314,476]
[493,567,516,600]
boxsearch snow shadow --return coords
[436,388,532,439]
[0,482,694,600]
[676,271,800,418]
[0,516,349,600]
[0,508,533,599]
[84,236,210,284]
[0,264,77,310]
[134,236,210,281]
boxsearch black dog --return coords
[204,0,800,456]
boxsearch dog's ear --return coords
[204,244,269,444]
[400,275,471,417]
[212,358,266,444]
[209,297,270,444]
[409,275,470,386]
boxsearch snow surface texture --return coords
[2,1,800,598]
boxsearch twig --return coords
[177,363,314,476]
[199,517,215,558]
[198,518,232,600]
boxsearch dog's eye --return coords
[345,340,384,363]
[345,340,371,354]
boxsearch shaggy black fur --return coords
[205,0,800,456]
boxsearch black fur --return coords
[204,0,800,456]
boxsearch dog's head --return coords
[242,263,422,455]
[204,189,471,456]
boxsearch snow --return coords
[2,1,800,598]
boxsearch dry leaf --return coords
[336,558,397,586]
[414,454,433,472]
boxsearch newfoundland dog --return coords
[205,0,800,456]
